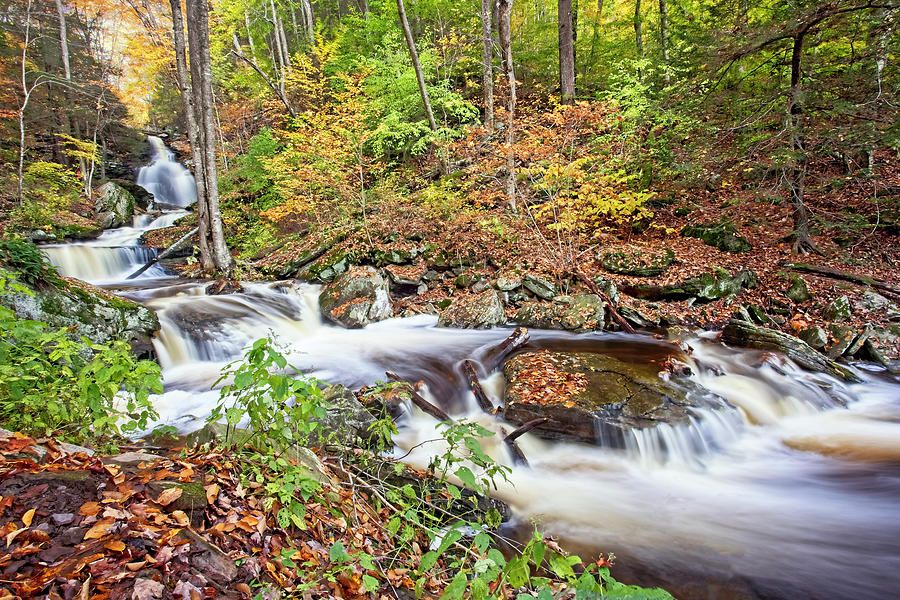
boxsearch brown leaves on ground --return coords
[0,433,444,600]
[506,351,587,408]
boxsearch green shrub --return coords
[0,237,61,285]
[0,271,163,446]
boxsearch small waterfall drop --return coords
[136,136,197,208]
[42,137,193,284]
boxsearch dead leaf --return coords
[205,483,220,504]
[126,561,147,571]
[156,487,183,507]
[83,517,116,540]
[6,527,26,547]
[22,508,35,527]
[104,540,126,552]
[131,577,164,600]
[79,574,91,600]
[171,511,190,526]
[79,502,101,517]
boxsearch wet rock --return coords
[592,276,619,303]
[823,295,852,322]
[314,384,377,447]
[859,338,890,366]
[495,275,521,292]
[319,266,393,328]
[856,290,890,311]
[95,181,135,228]
[437,290,506,329]
[357,382,415,420]
[799,326,828,349]
[471,279,491,293]
[522,273,556,300]
[786,276,812,303]
[625,269,757,303]
[619,305,657,329]
[205,279,244,295]
[722,319,858,381]
[600,248,674,277]
[514,294,605,332]
[502,351,694,445]
[103,451,165,467]
[384,264,426,297]
[0,278,159,358]
[681,220,752,253]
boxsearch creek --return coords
[43,138,900,600]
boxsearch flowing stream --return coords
[41,139,900,599]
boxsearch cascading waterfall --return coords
[38,137,900,599]
[42,136,194,285]
[136,136,197,209]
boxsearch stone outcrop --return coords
[502,351,695,446]
[2,278,159,358]
[514,294,605,332]
[95,181,136,228]
[437,290,506,329]
[318,266,393,328]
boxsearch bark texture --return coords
[558,0,576,103]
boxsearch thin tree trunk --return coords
[558,0,575,103]
[499,0,516,212]
[171,0,212,270]
[244,11,257,56]
[658,0,670,85]
[17,0,35,204]
[272,0,291,67]
[301,0,315,45]
[786,31,820,255]
[498,0,511,79]
[396,0,447,175]
[55,0,71,79]
[481,0,494,130]
[634,0,643,79]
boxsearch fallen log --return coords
[569,267,637,334]
[481,327,530,372]
[126,227,198,280]
[462,360,495,413]
[504,418,549,442]
[385,371,452,422]
[780,261,900,299]
[722,319,860,382]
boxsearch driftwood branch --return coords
[504,418,549,442]
[481,327,530,372]
[781,261,900,299]
[462,360,494,413]
[570,267,637,334]
[385,371,452,422]
[126,227,198,280]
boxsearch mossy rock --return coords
[786,276,812,303]
[514,294,605,332]
[600,248,674,277]
[681,220,752,253]
[502,351,696,446]
[625,268,757,303]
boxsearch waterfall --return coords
[136,136,197,208]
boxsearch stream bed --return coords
[42,139,900,600]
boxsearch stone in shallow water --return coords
[437,290,506,329]
[318,266,393,328]
[514,294,605,332]
[502,351,694,446]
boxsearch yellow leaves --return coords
[83,517,116,540]
[22,508,35,527]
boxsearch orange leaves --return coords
[83,518,117,541]
[155,487,182,507]
[507,351,587,407]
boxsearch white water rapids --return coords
[38,139,900,599]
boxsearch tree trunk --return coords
[498,0,511,80]
[301,0,315,45]
[244,11,257,57]
[786,31,820,255]
[55,0,71,79]
[170,0,212,271]
[634,0,644,79]
[658,0,670,85]
[498,0,516,212]
[481,0,494,130]
[396,0,447,175]
[558,0,575,104]
[186,0,234,274]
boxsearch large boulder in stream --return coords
[1,278,159,358]
[514,294,605,332]
[437,290,506,329]
[95,181,135,228]
[318,266,393,328]
[502,351,694,446]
